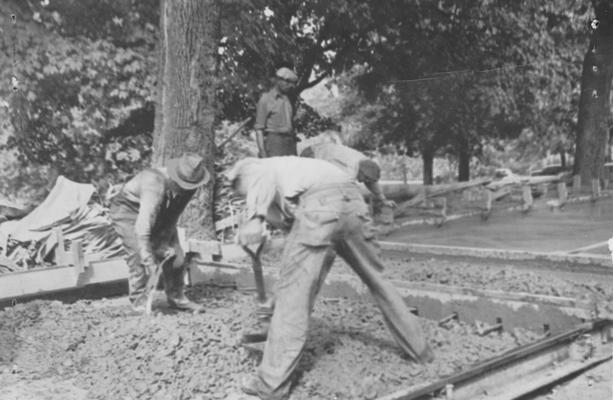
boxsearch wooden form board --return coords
[0,236,285,303]
[0,257,128,302]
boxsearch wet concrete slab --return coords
[386,197,613,254]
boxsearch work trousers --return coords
[109,192,186,305]
[262,132,297,157]
[257,183,432,399]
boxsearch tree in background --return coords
[573,0,613,187]
[339,0,588,184]
[152,0,221,238]
[0,0,158,193]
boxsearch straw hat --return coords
[166,153,210,190]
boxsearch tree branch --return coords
[303,72,328,90]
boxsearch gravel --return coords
[0,282,542,400]
[3,246,609,400]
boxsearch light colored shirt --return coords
[227,156,349,223]
[254,87,293,135]
[308,143,367,180]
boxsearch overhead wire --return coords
[384,64,533,85]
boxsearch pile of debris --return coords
[0,176,124,273]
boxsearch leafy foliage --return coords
[0,0,157,193]
[338,0,590,181]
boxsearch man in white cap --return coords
[109,152,210,312]
[254,67,299,157]
[226,156,434,400]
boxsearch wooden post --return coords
[481,189,493,221]
[54,228,68,266]
[436,197,447,227]
[572,175,581,194]
[71,240,85,275]
[521,184,533,212]
[380,205,394,225]
[440,197,447,219]
[557,182,567,207]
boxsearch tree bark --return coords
[573,1,613,188]
[422,146,434,185]
[152,0,221,239]
[458,140,470,182]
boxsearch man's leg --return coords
[336,214,434,363]
[109,203,148,307]
[246,236,334,399]
[159,236,204,312]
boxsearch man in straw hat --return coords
[254,67,299,158]
[226,156,433,400]
[109,152,210,313]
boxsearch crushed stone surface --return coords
[0,283,541,400]
[255,250,613,313]
[379,255,613,312]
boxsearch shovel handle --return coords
[145,253,174,315]
[242,240,267,303]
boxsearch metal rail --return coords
[377,319,613,400]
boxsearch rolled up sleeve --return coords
[254,95,268,131]
[245,169,277,220]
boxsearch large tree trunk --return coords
[152,0,221,239]
[458,140,470,182]
[422,146,434,185]
[573,1,613,188]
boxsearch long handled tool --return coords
[241,239,268,305]
[145,253,175,315]
[241,239,271,344]
[217,117,253,151]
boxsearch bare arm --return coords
[255,129,267,158]
[365,180,395,207]
[254,95,268,158]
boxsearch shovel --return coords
[145,252,175,315]
[241,239,271,343]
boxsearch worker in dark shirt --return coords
[109,153,210,313]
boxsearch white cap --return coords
[275,67,298,83]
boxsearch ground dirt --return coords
[3,196,613,400]
[0,280,543,400]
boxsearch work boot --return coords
[167,296,205,313]
[418,345,435,363]
[131,302,147,314]
[241,374,285,400]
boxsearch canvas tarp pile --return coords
[0,176,125,273]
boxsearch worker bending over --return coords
[227,156,433,400]
[300,141,396,208]
[109,153,209,313]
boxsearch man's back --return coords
[303,143,367,179]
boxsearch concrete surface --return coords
[386,197,613,254]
